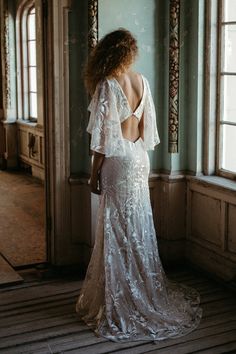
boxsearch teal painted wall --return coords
[159,0,205,174]
[68,0,205,175]
[98,0,163,171]
[157,0,205,174]
[178,0,204,174]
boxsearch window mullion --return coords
[27,10,31,119]
[220,72,236,76]
[216,0,223,176]
[216,0,236,177]
[219,121,236,126]
[222,21,236,25]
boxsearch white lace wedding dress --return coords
[75,74,203,342]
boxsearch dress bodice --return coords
[109,75,146,122]
[86,74,160,157]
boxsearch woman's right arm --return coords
[89,151,105,194]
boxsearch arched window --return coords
[27,6,37,120]
[16,0,38,122]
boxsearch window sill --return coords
[17,119,37,127]
[187,175,236,193]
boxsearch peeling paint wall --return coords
[98,0,162,171]
[68,0,205,175]
[68,0,166,174]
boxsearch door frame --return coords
[41,0,53,264]
[45,0,85,265]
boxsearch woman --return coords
[76,28,202,343]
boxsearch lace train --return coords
[75,138,203,342]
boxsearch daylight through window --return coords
[27,6,37,120]
[16,2,38,121]
[218,0,236,174]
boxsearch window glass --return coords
[221,76,236,123]
[223,0,236,22]
[27,7,37,119]
[218,1,236,175]
[222,25,236,72]
[222,125,236,172]
[28,13,36,40]
[29,67,37,92]
[28,41,36,66]
[30,92,37,118]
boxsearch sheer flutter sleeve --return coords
[142,77,160,150]
[86,79,126,157]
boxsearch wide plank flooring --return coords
[0,265,236,354]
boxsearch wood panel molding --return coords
[228,204,236,254]
[186,177,236,280]
[49,0,88,265]
[17,121,45,179]
[0,120,17,168]
[190,190,222,246]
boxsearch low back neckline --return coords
[112,74,145,117]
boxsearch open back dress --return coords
[75,74,203,342]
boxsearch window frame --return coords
[16,0,38,123]
[26,5,37,121]
[216,0,236,180]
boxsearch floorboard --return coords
[0,266,235,354]
[0,253,23,286]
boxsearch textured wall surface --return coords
[68,0,205,175]
[69,0,89,174]
[99,0,162,171]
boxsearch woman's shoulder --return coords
[129,72,150,90]
[93,78,113,95]
[128,71,148,80]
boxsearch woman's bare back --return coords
[114,71,144,142]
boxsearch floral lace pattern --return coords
[75,135,203,342]
[86,75,160,156]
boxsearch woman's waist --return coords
[101,153,149,179]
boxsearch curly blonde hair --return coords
[84,28,138,95]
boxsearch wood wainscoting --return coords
[151,173,186,267]
[186,176,236,282]
[0,120,45,181]
[17,120,45,181]
[0,120,17,168]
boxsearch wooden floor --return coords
[0,265,236,354]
